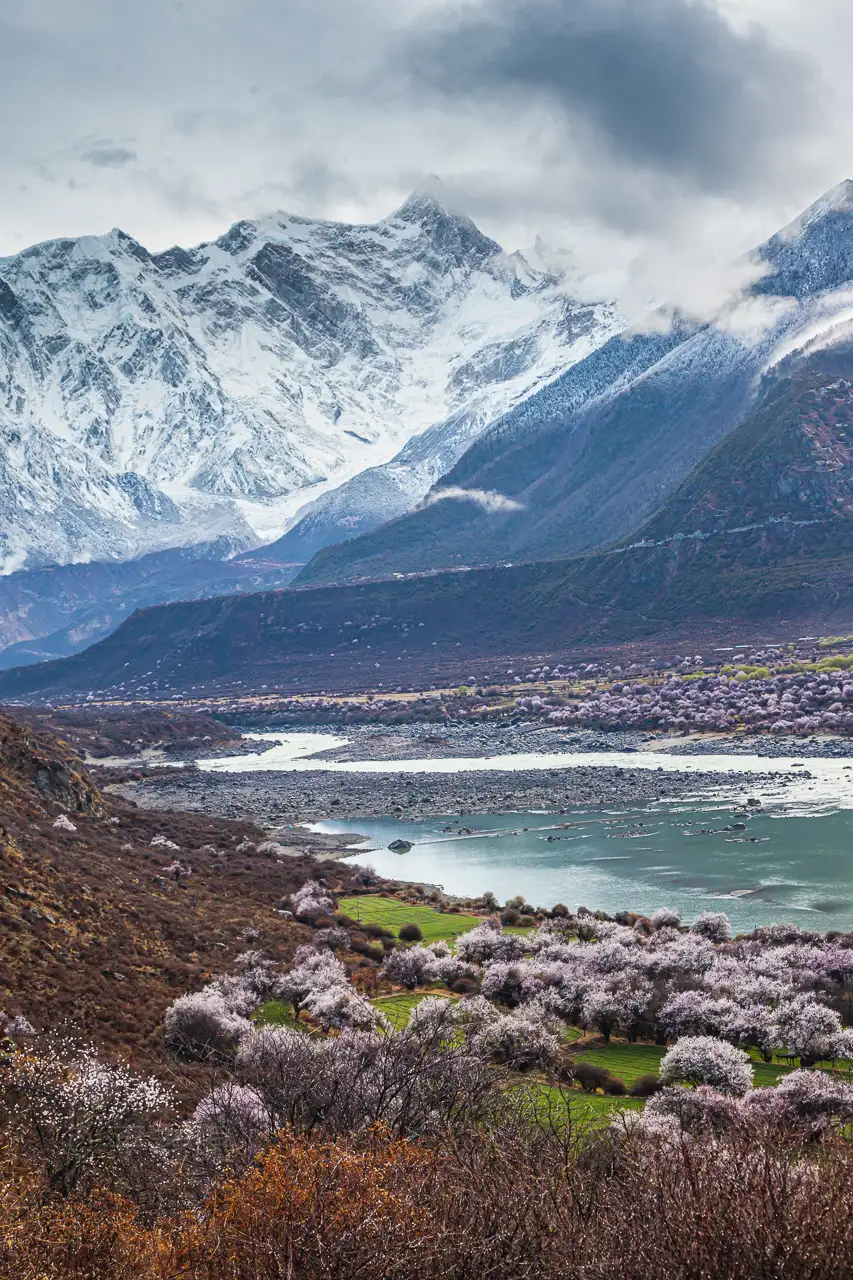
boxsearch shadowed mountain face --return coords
[2,392,853,701]
[0,527,850,704]
[297,181,853,588]
[635,344,853,543]
[0,537,302,670]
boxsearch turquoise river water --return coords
[198,733,853,932]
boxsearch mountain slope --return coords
[0,706,349,1058]
[3,521,853,705]
[0,184,617,573]
[0,537,302,669]
[297,181,853,586]
[6,323,853,701]
[1,522,851,704]
[250,282,618,564]
[635,345,853,544]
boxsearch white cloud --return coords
[424,487,524,513]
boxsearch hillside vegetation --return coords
[0,711,352,1060]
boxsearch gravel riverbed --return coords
[301,723,647,761]
[115,759,787,830]
[220,722,853,763]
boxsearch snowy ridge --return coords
[0,182,618,572]
[297,181,853,585]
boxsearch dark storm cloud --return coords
[406,0,816,195]
[81,144,138,169]
[0,0,846,291]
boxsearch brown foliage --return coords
[0,1162,162,1280]
[174,1127,435,1279]
[7,1115,853,1278]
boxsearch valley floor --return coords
[111,747,783,829]
[110,726,788,828]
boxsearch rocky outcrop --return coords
[0,712,102,817]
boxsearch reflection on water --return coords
[311,802,853,933]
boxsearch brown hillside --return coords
[0,711,348,1065]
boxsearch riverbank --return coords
[102,724,853,926]
[114,754,786,828]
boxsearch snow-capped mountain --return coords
[0,179,618,573]
[299,180,853,585]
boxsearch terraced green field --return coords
[573,1042,793,1088]
[372,993,431,1029]
[258,991,452,1033]
[338,896,491,943]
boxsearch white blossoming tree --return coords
[275,950,348,1018]
[163,990,252,1059]
[659,1035,754,1096]
[290,880,334,920]
[380,944,434,990]
[770,996,844,1067]
[301,984,384,1034]
[9,1037,172,1196]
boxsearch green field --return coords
[567,1093,644,1122]
[338,896,492,943]
[372,992,431,1029]
[573,1041,793,1088]
[528,1084,644,1128]
[255,1000,306,1030]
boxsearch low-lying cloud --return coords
[0,0,850,315]
[81,143,137,169]
[424,487,524,514]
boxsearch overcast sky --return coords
[1,0,851,307]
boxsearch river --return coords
[197,733,853,931]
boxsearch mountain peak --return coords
[389,176,502,263]
[394,175,468,222]
[813,178,853,213]
[774,179,853,244]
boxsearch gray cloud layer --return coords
[407,0,815,195]
[0,0,850,309]
[81,143,138,169]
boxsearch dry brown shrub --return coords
[171,1125,437,1279]
[7,1115,853,1278]
[0,1162,162,1280]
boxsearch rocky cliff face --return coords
[0,711,102,817]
